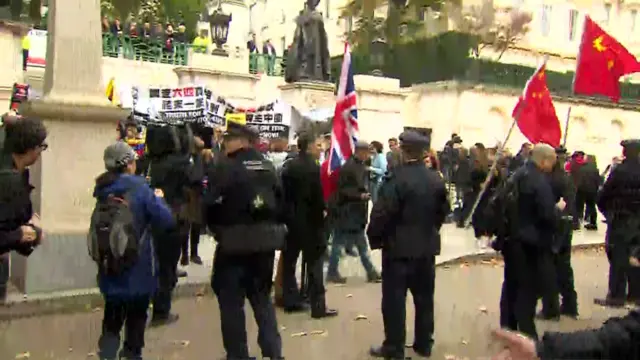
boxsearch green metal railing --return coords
[249,53,285,76]
[102,33,189,65]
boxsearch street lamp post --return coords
[208,1,232,56]
[370,38,387,76]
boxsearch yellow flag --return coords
[225,113,246,125]
[105,78,115,103]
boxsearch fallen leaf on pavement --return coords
[332,284,346,287]
[280,326,287,331]
[196,288,206,297]
[346,294,353,298]
[181,340,190,347]
[460,263,468,268]
[478,306,488,313]
[443,265,450,270]
[355,314,368,320]
[444,355,457,360]
[68,348,73,352]
[87,353,96,357]
[15,353,30,359]
[92,307,101,312]
[309,330,325,336]
[291,332,308,337]
[461,339,468,345]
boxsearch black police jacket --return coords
[367,161,450,259]
[597,159,640,221]
[536,309,640,359]
[280,152,326,249]
[549,166,575,251]
[0,153,38,255]
[511,162,560,248]
[203,147,285,254]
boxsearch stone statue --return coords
[285,0,331,83]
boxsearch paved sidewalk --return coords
[0,247,623,360]
[1,223,606,313]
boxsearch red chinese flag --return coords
[574,16,640,102]
[512,63,561,148]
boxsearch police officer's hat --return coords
[621,139,640,149]
[223,121,258,140]
[399,130,430,150]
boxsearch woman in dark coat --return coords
[469,144,498,248]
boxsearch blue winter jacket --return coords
[93,173,175,298]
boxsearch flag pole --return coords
[463,55,548,228]
[463,106,521,228]
[562,106,572,147]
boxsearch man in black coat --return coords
[326,140,381,284]
[0,116,47,302]
[203,122,284,359]
[367,131,450,359]
[280,132,338,318]
[500,143,563,340]
[538,146,578,320]
[595,139,640,307]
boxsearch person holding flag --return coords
[323,43,381,284]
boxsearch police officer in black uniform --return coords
[204,121,284,360]
[367,130,450,359]
[538,146,578,320]
[595,139,640,307]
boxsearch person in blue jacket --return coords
[94,141,175,360]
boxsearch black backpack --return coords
[87,186,142,276]
[485,169,526,245]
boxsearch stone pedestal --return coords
[9,0,129,294]
[278,81,336,113]
[0,20,29,110]
[352,75,406,143]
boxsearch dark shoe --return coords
[367,272,382,283]
[584,224,598,231]
[311,308,338,319]
[412,344,432,357]
[594,297,625,308]
[560,305,578,319]
[180,256,189,266]
[535,311,560,321]
[177,269,188,278]
[190,255,203,265]
[326,273,347,284]
[150,313,180,327]
[345,246,358,257]
[369,345,404,359]
[283,302,309,313]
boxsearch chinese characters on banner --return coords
[205,89,227,127]
[148,86,207,125]
[243,101,291,139]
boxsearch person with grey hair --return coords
[91,141,175,360]
[327,139,381,284]
[498,142,565,340]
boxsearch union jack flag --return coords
[328,43,359,175]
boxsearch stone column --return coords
[12,0,128,294]
[0,20,28,110]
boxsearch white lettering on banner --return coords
[127,84,292,138]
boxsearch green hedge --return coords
[332,31,640,101]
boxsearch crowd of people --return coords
[2,111,640,359]
[102,16,192,56]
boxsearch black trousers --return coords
[98,296,151,360]
[381,253,435,358]
[212,248,282,359]
[499,241,540,340]
[182,222,201,258]
[584,192,598,226]
[281,238,327,312]
[607,242,640,301]
[0,254,8,302]
[542,245,578,314]
[152,219,187,317]
[22,49,28,70]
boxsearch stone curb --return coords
[0,242,604,321]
